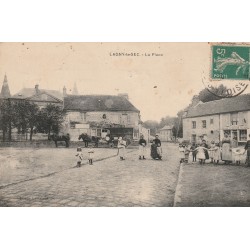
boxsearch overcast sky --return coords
[1,43,249,121]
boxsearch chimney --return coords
[63,86,67,97]
[35,84,39,95]
[118,93,129,100]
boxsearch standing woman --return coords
[244,134,250,167]
[118,136,126,160]
[221,133,232,164]
[231,136,238,164]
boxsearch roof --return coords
[12,88,63,101]
[160,125,173,130]
[64,95,140,112]
[185,94,250,118]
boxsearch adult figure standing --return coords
[118,136,126,160]
[138,134,147,160]
[244,134,250,167]
[221,133,232,164]
[231,135,238,164]
[202,139,209,162]
[153,134,162,160]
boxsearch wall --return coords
[65,111,140,127]
[183,114,220,142]
[159,129,173,141]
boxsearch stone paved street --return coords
[0,143,180,206]
[174,161,250,207]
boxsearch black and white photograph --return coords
[1,42,250,207]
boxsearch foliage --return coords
[195,84,227,103]
[36,104,65,137]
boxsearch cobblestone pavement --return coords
[174,161,250,207]
[0,143,180,207]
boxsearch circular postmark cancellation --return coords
[203,43,249,98]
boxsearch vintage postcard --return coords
[0,42,250,207]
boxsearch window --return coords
[80,112,86,122]
[202,120,206,128]
[231,112,238,125]
[192,121,196,129]
[97,129,101,137]
[210,118,214,125]
[239,130,247,141]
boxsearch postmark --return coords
[203,44,249,98]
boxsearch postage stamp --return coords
[203,44,249,97]
[212,44,250,80]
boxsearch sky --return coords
[1,42,249,122]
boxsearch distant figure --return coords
[88,146,94,165]
[178,143,185,163]
[244,134,250,167]
[118,136,126,160]
[209,142,220,164]
[75,147,83,167]
[231,136,238,163]
[153,134,162,160]
[202,139,209,161]
[221,133,232,164]
[209,141,216,163]
[190,143,197,162]
[151,140,162,160]
[138,134,147,160]
[195,143,208,165]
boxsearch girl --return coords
[178,143,185,163]
[209,141,216,163]
[118,136,126,160]
[88,146,94,165]
[75,147,83,167]
[195,143,208,165]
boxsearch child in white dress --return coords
[195,143,208,165]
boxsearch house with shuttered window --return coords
[182,94,250,144]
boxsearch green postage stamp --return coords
[212,44,250,80]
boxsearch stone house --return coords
[11,84,64,108]
[63,94,141,141]
[159,125,173,141]
[183,94,250,144]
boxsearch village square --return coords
[0,66,250,206]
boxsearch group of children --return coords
[179,141,245,165]
[75,147,94,167]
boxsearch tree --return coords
[142,120,160,136]
[195,84,227,103]
[37,104,65,138]
[12,100,40,141]
[0,99,13,141]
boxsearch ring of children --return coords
[1,142,250,207]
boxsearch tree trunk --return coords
[30,127,33,141]
[48,126,51,140]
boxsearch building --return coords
[183,94,250,144]
[11,84,63,108]
[63,94,141,140]
[159,125,173,141]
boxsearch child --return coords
[232,148,244,165]
[184,144,190,163]
[75,147,83,167]
[178,143,185,163]
[212,142,221,165]
[190,143,197,162]
[195,143,208,165]
[88,146,94,165]
[209,141,216,163]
